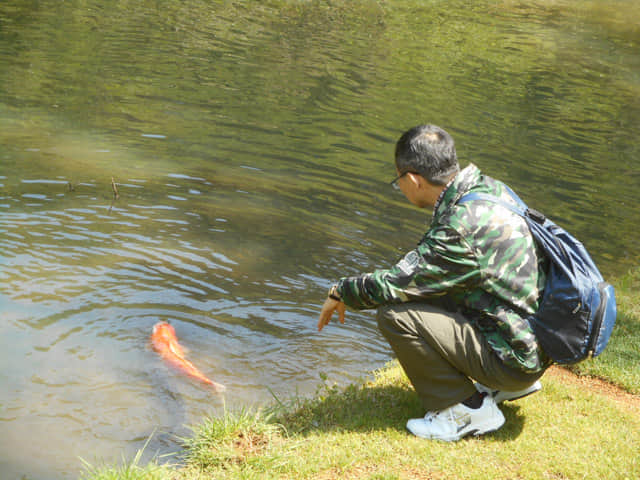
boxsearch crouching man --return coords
[318,125,549,441]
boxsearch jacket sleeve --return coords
[335,223,482,310]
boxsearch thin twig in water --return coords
[111,177,120,200]
[109,177,119,214]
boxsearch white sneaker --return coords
[406,395,505,442]
[476,380,542,404]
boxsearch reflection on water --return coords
[1,0,639,478]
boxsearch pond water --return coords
[1,1,639,478]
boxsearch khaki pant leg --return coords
[376,302,544,411]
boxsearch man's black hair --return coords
[394,125,459,185]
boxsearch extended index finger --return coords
[317,299,337,331]
[317,312,330,331]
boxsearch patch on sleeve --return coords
[396,250,420,276]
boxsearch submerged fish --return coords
[151,321,225,393]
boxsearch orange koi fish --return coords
[151,321,225,392]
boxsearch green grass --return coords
[180,407,288,474]
[81,270,640,480]
[79,434,175,480]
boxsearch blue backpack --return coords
[459,187,617,365]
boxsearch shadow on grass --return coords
[494,404,525,440]
[272,379,526,442]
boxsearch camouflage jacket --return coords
[336,164,550,373]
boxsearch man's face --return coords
[395,171,437,209]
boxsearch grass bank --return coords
[82,270,640,480]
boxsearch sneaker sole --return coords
[493,380,542,404]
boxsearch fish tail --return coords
[208,380,226,393]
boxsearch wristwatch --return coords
[328,284,342,302]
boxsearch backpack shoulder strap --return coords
[458,190,527,218]
[459,188,569,260]
[459,187,547,225]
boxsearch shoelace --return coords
[424,405,462,424]
[424,412,437,422]
[424,409,454,422]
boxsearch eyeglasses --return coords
[390,171,415,190]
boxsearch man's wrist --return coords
[328,284,342,302]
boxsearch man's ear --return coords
[406,172,423,188]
